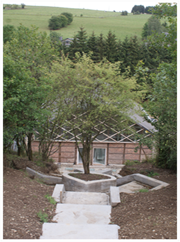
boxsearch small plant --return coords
[45,194,56,205]
[37,211,48,223]
[125,160,140,166]
[146,170,159,177]
[139,188,149,193]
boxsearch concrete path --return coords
[119,181,145,193]
[40,184,120,239]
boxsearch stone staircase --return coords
[40,184,120,239]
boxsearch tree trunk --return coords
[27,133,33,161]
[16,137,21,156]
[82,144,91,174]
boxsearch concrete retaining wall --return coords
[62,173,117,192]
[116,173,169,190]
[26,167,62,185]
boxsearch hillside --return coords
[3,5,151,40]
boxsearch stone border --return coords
[26,167,62,185]
[62,173,117,192]
[110,186,121,207]
[116,173,169,191]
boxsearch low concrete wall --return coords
[26,167,63,185]
[116,174,134,186]
[116,173,169,191]
[62,173,117,192]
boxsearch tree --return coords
[145,6,155,14]
[121,11,128,16]
[49,31,62,55]
[48,15,68,30]
[131,5,145,14]
[68,27,88,60]
[61,12,73,25]
[118,36,141,76]
[3,25,16,44]
[50,54,138,174]
[140,3,177,170]
[21,3,25,9]
[3,25,58,160]
[87,32,99,62]
[105,31,117,63]
[142,16,163,39]
[145,63,176,170]
[96,33,106,61]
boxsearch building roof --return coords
[128,103,157,133]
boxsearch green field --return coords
[3,5,151,40]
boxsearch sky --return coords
[2,0,176,12]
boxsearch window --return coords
[77,148,83,164]
[93,148,106,165]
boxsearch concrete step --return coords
[62,191,109,205]
[40,223,120,239]
[52,203,111,224]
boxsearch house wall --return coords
[32,141,153,165]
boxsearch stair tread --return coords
[40,223,119,239]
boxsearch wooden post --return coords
[75,144,77,165]
[58,142,61,164]
[123,143,126,164]
[107,143,109,166]
[139,145,142,162]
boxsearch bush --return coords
[48,15,68,30]
[61,12,73,25]
[121,11,128,16]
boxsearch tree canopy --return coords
[3,25,57,159]
[142,3,177,170]
[48,12,73,30]
[50,54,139,173]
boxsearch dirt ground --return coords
[3,155,177,239]
[69,173,111,181]
[111,163,177,239]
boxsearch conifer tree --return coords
[76,27,89,55]
[67,36,79,60]
[87,32,99,62]
[96,33,106,61]
[68,27,88,60]
[105,31,117,63]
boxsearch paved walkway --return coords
[40,185,120,239]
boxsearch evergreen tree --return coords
[76,27,89,54]
[118,36,141,76]
[67,36,79,60]
[68,27,88,60]
[105,31,117,63]
[87,32,99,62]
[96,33,106,61]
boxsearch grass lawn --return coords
[3,5,151,40]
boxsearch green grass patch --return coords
[139,188,149,193]
[3,5,151,40]
[44,194,56,205]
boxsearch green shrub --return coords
[37,211,48,223]
[61,12,73,25]
[48,15,68,30]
